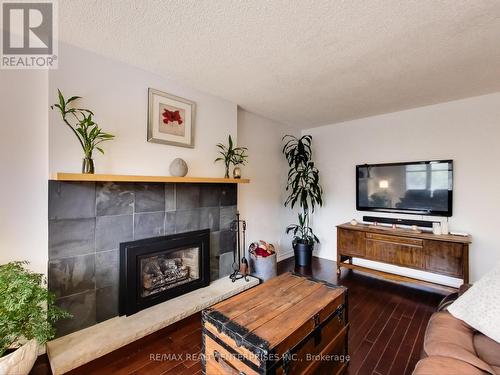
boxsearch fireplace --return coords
[119,229,210,316]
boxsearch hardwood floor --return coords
[31,257,443,375]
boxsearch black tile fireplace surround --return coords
[48,181,237,336]
[119,229,210,316]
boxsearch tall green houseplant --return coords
[282,135,323,267]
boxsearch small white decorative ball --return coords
[169,158,188,177]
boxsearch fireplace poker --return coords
[229,212,249,282]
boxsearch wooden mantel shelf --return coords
[51,173,250,184]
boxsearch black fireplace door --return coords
[119,229,210,316]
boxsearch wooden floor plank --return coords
[346,340,373,375]
[404,304,434,375]
[349,289,398,355]
[374,288,419,374]
[355,314,401,375]
[387,302,428,375]
[32,257,442,375]
[130,330,202,375]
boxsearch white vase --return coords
[441,221,449,235]
[0,340,38,375]
[432,222,442,235]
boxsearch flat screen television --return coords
[356,160,453,217]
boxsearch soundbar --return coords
[362,215,433,228]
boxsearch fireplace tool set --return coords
[229,212,250,282]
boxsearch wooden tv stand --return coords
[336,223,471,293]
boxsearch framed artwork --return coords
[147,88,196,148]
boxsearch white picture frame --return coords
[147,88,196,148]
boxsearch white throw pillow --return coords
[448,262,500,344]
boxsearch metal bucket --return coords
[249,252,277,282]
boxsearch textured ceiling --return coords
[59,1,500,128]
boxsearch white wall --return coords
[237,109,298,260]
[49,44,237,176]
[0,70,48,275]
[306,92,500,283]
[0,43,238,275]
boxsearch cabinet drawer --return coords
[365,233,423,247]
[366,239,424,269]
[424,240,464,278]
[337,228,365,257]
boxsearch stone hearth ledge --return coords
[46,276,259,375]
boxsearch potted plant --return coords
[51,90,115,174]
[231,149,249,179]
[282,135,323,267]
[215,135,248,178]
[0,261,70,375]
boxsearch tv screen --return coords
[356,160,453,217]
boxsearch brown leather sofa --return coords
[413,287,500,375]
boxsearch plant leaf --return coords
[66,96,81,104]
[57,89,65,109]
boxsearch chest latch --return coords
[313,313,322,346]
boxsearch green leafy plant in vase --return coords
[215,135,248,178]
[51,90,115,173]
[231,146,249,179]
[282,135,323,267]
[0,261,71,374]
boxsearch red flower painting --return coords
[162,108,183,125]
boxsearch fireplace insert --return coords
[119,229,210,316]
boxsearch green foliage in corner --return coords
[0,261,71,357]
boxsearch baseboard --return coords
[277,249,294,262]
[352,258,462,288]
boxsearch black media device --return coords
[356,160,453,217]
[362,216,433,228]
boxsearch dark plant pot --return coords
[294,242,313,267]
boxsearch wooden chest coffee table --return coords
[202,272,349,374]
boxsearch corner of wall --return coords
[236,109,300,261]
[0,69,49,275]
